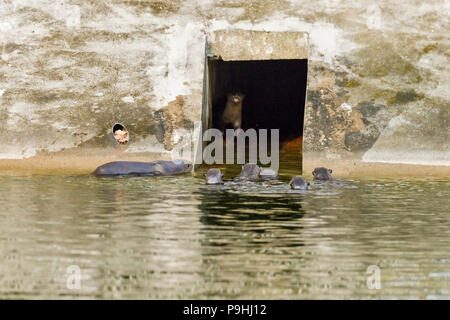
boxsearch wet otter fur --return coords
[312,167,333,180]
[92,159,192,177]
[205,168,224,185]
[289,176,309,190]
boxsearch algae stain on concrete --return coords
[150,95,194,151]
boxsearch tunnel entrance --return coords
[198,30,309,171]
[208,59,307,142]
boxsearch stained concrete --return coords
[0,0,448,172]
[209,30,308,60]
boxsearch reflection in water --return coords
[196,187,306,299]
[198,188,305,226]
[0,173,449,299]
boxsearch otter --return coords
[233,164,278,182]
[92,159,192,177]
[312,167,333,180]
[221,92,245,131]
[234,163,261,181]
[259,168,278,180]
[289,176,309,190]
[204,168,224,185]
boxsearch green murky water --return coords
[0,164,449,299]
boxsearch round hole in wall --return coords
[112,123,129,144]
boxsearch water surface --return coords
[0,167,449,299]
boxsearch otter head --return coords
[172,159,193,173]
[228,92,245,105]
[312,167,332,180]
[238,163,261,180]
[184,162,193,172]
[204,168,224,185]
[289,176,309,190]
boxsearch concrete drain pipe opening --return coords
[112,123,129,145]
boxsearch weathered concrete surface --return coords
[302,159,450,180]
[0,0,204,161]
[303,49,449,166]
[303,62,393,157]
[210,30,308,60]
[0,0,448,170]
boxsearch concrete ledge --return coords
[303,159,450,180]
[1,153,449,178]
[0,152,169,176]
[209,30,309,61]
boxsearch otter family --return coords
[92,160,332,191]
[204,164,332,189]
[93,92,327,187]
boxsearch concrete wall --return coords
[0,0,448,167]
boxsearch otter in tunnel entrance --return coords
[206,58,307,172]
[209,59,307,143]
[221,92,245,131]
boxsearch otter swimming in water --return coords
[233,163,279,182]
[312,167,333,180]
[234,163,261,181]
[204,168,224,185]
[289,176,309,190]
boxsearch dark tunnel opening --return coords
[209,59,308,142]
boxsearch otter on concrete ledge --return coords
[92,159,192,177]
